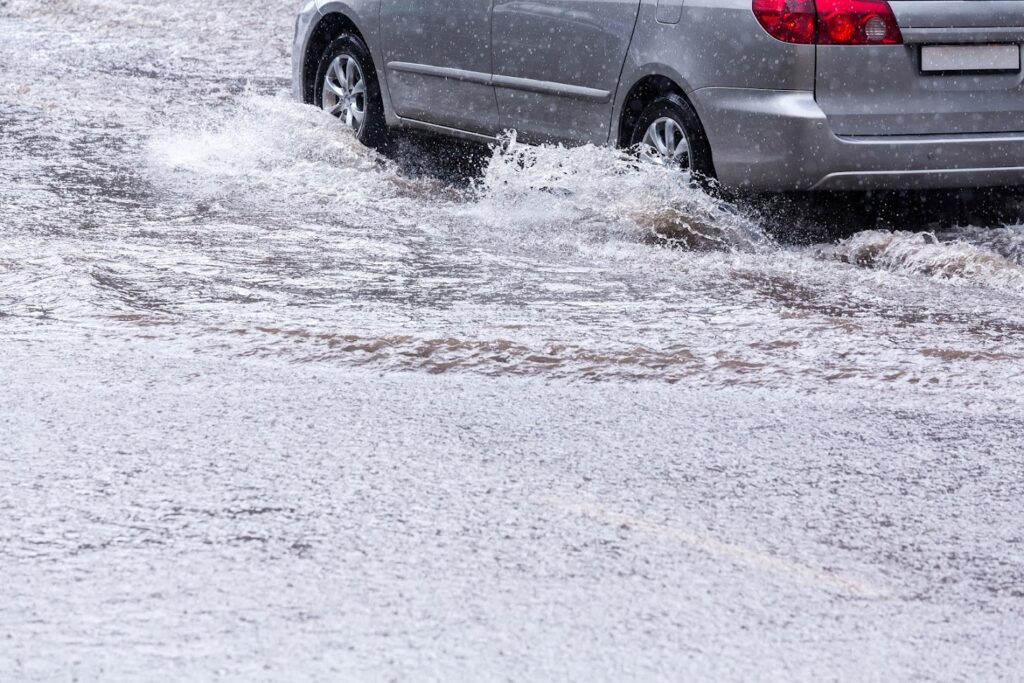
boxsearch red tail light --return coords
[753,0,904,45]
[816,0,903,45]
[752,0,816,44]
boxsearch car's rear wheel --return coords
[630,93,714,183]
[314,35,389,148]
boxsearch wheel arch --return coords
[616,73,693,149]
[614,69,718,182]
[301,9,369,105]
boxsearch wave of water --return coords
[817,228,1024,293]
[147,97,770,255]
[147,98,1024,293]
[468,133,770,252]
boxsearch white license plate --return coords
[921,44,1021,73]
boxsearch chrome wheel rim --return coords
[321,54,366,134]
[640,117,691,170]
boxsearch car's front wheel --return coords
[629,93,714,183]
[314,34,389,148]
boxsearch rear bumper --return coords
[692,87,1024,191]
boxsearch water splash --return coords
[146,97,400,210]
[147,100,768,253]
[940,224,1024,267]
[818,229,1024,291]
[469,134,770,252]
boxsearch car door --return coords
[492,0,642,144]
[379,0,499,135]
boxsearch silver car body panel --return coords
[694,88,1024,190]
[491,0,642,145]
[380,0,499,135]
[293,0,1024,191]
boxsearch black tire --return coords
[629,93,715,185]
[314,34,390,149]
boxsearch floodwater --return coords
[2,1,1023,679]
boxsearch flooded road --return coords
[2,1,1024,679]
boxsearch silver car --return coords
[291,0,1024,191]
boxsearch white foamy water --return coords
[819,229,1024,292]
[131,95,1024,386]
[3,0,1024,679]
